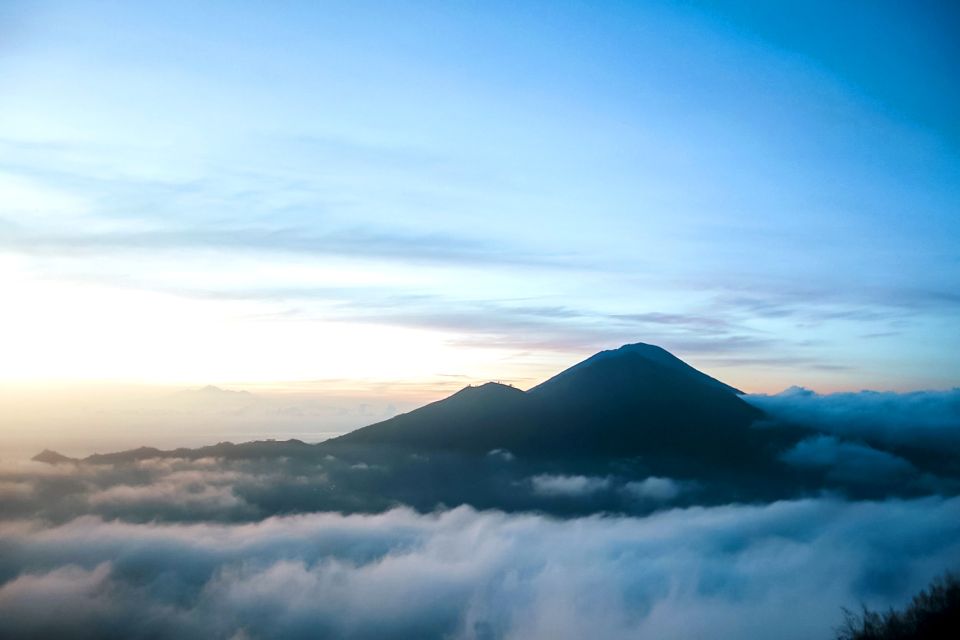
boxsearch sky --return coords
[1,0,959,440]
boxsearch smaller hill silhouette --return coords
[332,381,532,452]
[31,449,77,464]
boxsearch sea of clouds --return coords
[1,387,959,639]
[2,457,960,639]
[746,387,960,450]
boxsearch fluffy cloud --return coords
[622,477,683,502]
[530,474,611,496]
[1,498,959,639]
[3,451,960,638]
[780,436,915,480]
[746,387,960,451]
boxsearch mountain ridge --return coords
[330,342,766,463]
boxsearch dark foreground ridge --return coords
[33,342,960,515]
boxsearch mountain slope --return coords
[330,382,535,452]
[527,344,767,465]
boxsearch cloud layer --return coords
[2,497,959,639]
[747,387,960,451]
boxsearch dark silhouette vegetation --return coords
[837,573,960,640]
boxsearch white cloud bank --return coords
[2,497,959,639]
[746,387,960,451]
[623,476,684,502]
[530,474,611,496]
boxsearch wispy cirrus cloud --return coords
[0,220,584,270]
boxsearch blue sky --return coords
[1,0,958,393]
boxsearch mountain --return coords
[81,439,315,465]
[31,449,78,464]
[329,381,535,452]
[330,342,774,469]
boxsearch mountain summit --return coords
[332,343,767,466]
[530,342,743,395]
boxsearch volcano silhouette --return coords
[332,343,770,468]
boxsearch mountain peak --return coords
[441,382,525,407]
[592,342,682,370]
[529,342,742,396]
[32,449,77,465]
[613,341,673,358]
[196,385,251,395]
[331,380,529,450]
[454,381,521,396]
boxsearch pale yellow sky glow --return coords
[0,263,529,386]
[0,251,934,396]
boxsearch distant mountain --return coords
[331,342,773,468]
[81,439,314,465]
[181,385,253,396]
[31,449,78,464]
